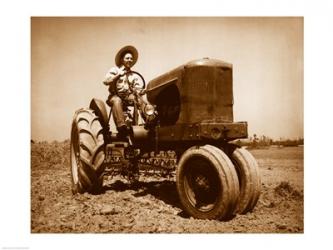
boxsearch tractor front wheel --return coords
[176,145,239,220]
[230,147,261,213]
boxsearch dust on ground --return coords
[31,141,303,233]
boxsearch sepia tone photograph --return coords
[31,16,303,233]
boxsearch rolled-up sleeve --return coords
[103,67,119,85]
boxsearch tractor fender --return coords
[89,98,109,130]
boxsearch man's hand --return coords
[138,89,146,95]
[118,66,128,77]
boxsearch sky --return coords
[31,17,303,141]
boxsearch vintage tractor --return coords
[70,58,261,220]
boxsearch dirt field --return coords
[31,141,303,233]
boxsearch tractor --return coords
[70,58,261,220]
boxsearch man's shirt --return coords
[104,66,141,99]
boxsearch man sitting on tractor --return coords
[103,45,143,139]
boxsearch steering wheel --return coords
[126,71,146,91]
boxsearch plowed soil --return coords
[31,141,303,233]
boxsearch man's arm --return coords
[130,74,147,95]
[103,67,119,85]
[103,66,128,85]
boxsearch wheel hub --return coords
[194,174,210,191]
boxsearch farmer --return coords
[103,45,142,139]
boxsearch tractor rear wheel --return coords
[230,147,261,213]
[176,145,239,220]
[70,109,105,194]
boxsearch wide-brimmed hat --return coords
[115,45,138,67]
